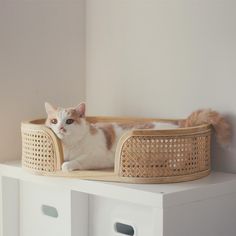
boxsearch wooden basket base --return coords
[23,167,211,184]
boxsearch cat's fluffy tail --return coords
[179,109,231,145]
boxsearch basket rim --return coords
[21,116,211,132]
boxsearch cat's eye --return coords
[66,119,74,125]
[51,119,58,124]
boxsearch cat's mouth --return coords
[57,129,67,139]
[59,129,67,133]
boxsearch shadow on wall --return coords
[212,113,236,173]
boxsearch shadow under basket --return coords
[21,117,211,184]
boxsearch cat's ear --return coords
[75,103,86,117]
[45,102,56,115]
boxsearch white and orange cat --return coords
[45,102,231,172]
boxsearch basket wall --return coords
[115,131,211,179]
[21,123,63,173]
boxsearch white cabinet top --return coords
[1,161,236,209]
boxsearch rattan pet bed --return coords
[21,117,211,184]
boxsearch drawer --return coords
[19,181,88,236]
[88,195,161,236]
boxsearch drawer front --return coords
[20,181,71,236]
[89,196,162,236]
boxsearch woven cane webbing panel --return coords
[119,133,211,178]
[22,129,57,172]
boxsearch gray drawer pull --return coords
[41,205,58,218]
[114,222,135,235]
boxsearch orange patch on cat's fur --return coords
[100,125,116,150]
[89,124,98,135]
[66,109,81,124]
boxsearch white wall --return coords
[1,0,235,172]
[86,0,236,172]
[0,0,85,162]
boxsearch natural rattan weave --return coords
[21,117,211,183]
[21,120,63,174]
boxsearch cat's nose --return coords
[60,126,66,131]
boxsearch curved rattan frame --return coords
[21,119,63,173]
[114,125,211,183]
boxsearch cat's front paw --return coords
[61,162,74,172]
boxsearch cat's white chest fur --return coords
[61,126,117,171]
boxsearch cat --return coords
[45,102,179,171]
[45,103,231,172]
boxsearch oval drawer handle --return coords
[114,222,135,235]
[41,205,58,218]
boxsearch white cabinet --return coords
[1,162,236,236]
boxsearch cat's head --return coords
[45,102,86,140]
